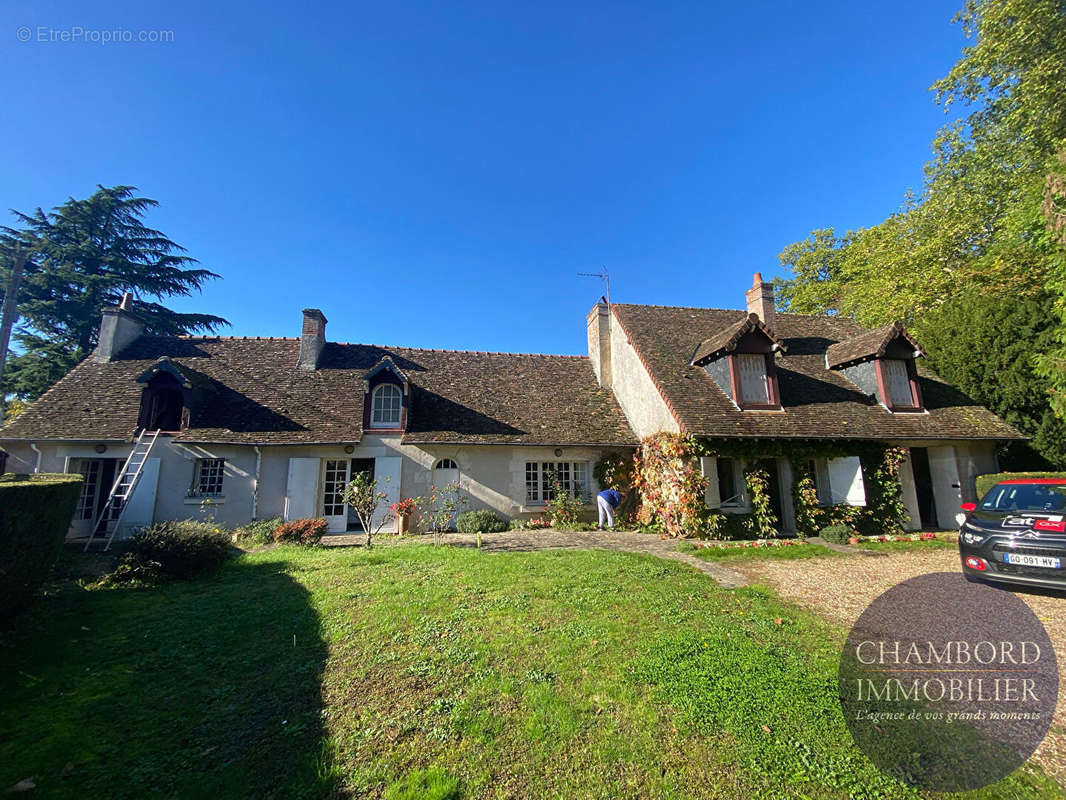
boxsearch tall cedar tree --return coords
[0,186,228,399]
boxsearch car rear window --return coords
[980,483,1066,513]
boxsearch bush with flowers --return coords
[390,497,418,518]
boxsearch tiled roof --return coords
[690,313,783,365]
[825,321,922,369]
[611,304,1021,441]
[0,337,637,446]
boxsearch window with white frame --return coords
[192,458,225,497]
[717,457,743,507]
[370,383,402,427]
[525,461,589,504]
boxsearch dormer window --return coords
[135,357,190,431]
[370,384,402,428]
[691,313,784,411]
[825,322,925,413]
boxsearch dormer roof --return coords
[364,355,410,391]
[825,321,924,370]
[134,357,192,388]
[690,313,784,366]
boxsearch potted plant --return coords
[391,497,418,534]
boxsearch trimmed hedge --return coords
[274,518,328,545]
[455,509,508,533]
[976,472,1066,499]
[0,472,83,614]
[819,523,852,545]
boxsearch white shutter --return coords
[737,354,769,404]
[828,456,866,506]
[373,456,403,531]
[882,359,913,407]
[700,456,720,508]
[285,458,320,520]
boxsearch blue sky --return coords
[1,0,965,355]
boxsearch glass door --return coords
[321,459,351,533]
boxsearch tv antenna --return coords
[578,269,610,307]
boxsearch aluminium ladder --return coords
[84,429,160,552]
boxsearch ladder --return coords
[84,429,160,552]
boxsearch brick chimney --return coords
[586,299,612,388]
[298,308,327,370]
[94,292,145,362]
[744,272,775,327]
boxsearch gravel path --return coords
[728,548,1066,785]
[326,529,748,588]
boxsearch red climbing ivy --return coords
[633,433,710,538]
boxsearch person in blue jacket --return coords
[597,488,623,530]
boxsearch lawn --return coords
[677,541,841,561]
[0,544,1058,799]
[857,537,958,553]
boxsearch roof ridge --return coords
[614,302,854,321]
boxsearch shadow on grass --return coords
[0,558,333,799]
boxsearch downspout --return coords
[252,446,262,520]
[29,442,42,473]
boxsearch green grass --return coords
[858,537,958,553]
[678,541,841,561]
[0,543,1057,799]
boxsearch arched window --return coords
[370,383,402,428]
[434,458,458,470]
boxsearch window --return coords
[736,354,770,405]
[525,461,589,504]
[717,458,742,506]
[881,359,916,408]
[75,460,102,519]
[434,458,458,470]
[370,384,402,428]
[192,458,225,497]
[322,459,348,517]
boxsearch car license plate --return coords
[1004,552,1061,569]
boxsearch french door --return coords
[322,459,351,533]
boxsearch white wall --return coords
[608,314,680,437]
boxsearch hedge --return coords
[0,472,83,615]
[976,472,1066,499]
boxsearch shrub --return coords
[820,523,852,544]
[124,520,234,580]
[273,517,328,545]
[233,517,283,547]
[545,474,585,529]
[455,509,508,533]
[0,473,83,614]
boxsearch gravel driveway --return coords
[729,548,1066,785]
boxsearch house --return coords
[0,275,1020,539]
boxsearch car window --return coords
[980,483,1066,512]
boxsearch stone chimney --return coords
[94,292,145,362]
[586,299,612,388]
[744,272,775,327]
[298,308,327,370]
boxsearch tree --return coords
[341,472,392,547]
[0,186,228,399]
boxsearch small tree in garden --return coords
[341,472,391,547]
[421,481,467,546]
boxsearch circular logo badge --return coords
[839,572,1057,791]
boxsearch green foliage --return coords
[819,523,852,545]
[790,467,821,538]
[455,509,508,533]
[119,520,234,581]
[919,289,1066,468]
[544,473,584,529]
[857,448,909,537]
[742,467,778,539]
[0,473,82,614]
[273,518,327,546]
[421,481,468,545]
[233,517,283,547]
[593,450,636,491]
[975,471,1066,498]
[0,186,229,399]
